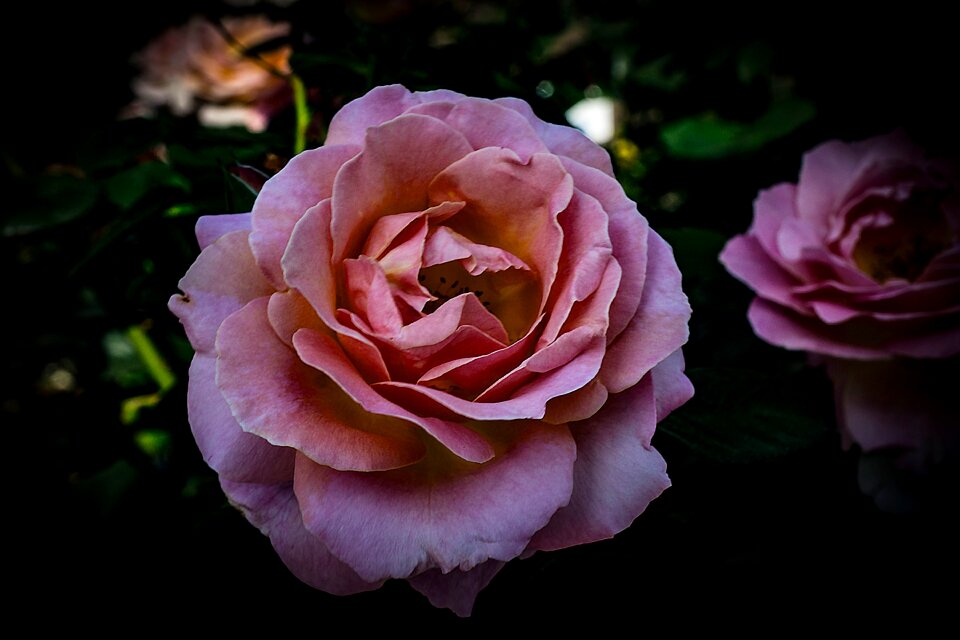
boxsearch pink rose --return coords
[130,15,292,133]
[720,132,959,510]
[170,85,692,614]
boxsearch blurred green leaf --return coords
[661,98,816,159]
[126,325,176,393]
[134,428,172,461]
[103,330,150,389]
[224,170,259,213]
[290,52,372,78]
[105,162,191,210]
[737,41,774,84]
[659,227,728,281]
[3,175,99,236]
[659,367,828,463]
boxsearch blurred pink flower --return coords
[721,132,960,510]
[170,85,692,613]
[130,15,292,132]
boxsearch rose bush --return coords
[130,15,292,132]
[170,85,692,614]
[720,132,959,509]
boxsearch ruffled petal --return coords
[650,349,695,421]
[251,144,360,288]
[195,212,251,250]
[527,376,670,552]
[216,298,426,472]
[169,230,274,354]
[407,561,505,618]
[494,96,615,177]
[293,327,495,463]
[324,84,422,146]
[220,480,380,595]
[188,354,294,483]
[600,231,691,393]
[293,420,575,582]
[331,114,473,264]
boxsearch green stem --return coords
[291,74,310,154]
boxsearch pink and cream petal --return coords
[293,328,495,463]
[559,157,648,341]
[251,144,360,288]
[169,229,274,354]
[600,231,691,393]
[188,354,294,483]
[719,234,809,313]
[324,84,422,145]
[408,561,505,618]
[331,114,473,263]
[267,289,327,346]
[429,149,571,315]
[293,420,576,582]
[216,298,426,472]
[409,97,549,162]
[195,212,251,250]
[422,226,530,275]
[343,256,404,335]
[220,479,380,595]
[527,376,670,552]
[543,378,609,424]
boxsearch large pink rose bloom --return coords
[170,85,692,614]
[720,132,959,509]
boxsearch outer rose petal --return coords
[650,349,695,421]
[188,354,294,483]
[600,231,691,393]
[220,480,380,595]
[494,96,615,177]
[527,376,670,552]
[324,84,424,146]
[168,230,274,354]
[216,298,426,472]
[195,212,251,249]
[250,144,360,288]
[293,421,576,583]
[407,560,505,618]
[719,234,809,313]
[748,298,960,359]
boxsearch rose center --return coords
[851,192,954,283]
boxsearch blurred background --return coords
[4,0,957,627]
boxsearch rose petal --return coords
[195,212,251,250]
[362,202,464,260]
[324,84,423,146]
[377,331,606,421]
[331,114,473,264]
[343,256,404,335]
[168,230,274,354]
[188,354,294,483]
[409,97,549,162]
[422,226,530,276]
[600,231,691,393]
[220,480,379,595]
[719,234,809,313]
[650,349,695,421]
[251,144,361,288]
[494,96,615,177]
[293,420,576,582]
[796,131,918,228]
[540,189,613,346]
[407,561,505,618]
[429,148,572,318]
[748,298,960,359]
[293,327,495,463]
[559,157,648,342]
[266,289,327,347]
[527,376,670,552]
[543,377,609,424]
[283,200,392,382]
[216,298,426,472]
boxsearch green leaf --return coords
[105,162,191,210]
[658,368,828,463]
[633,55,687,92]
[3,175,99,236]
[72,459,140,516]
[660,99,816,159]
[659,227,728,282]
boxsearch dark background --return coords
[5,0,957,628]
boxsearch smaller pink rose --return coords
[129,15,292,133]
[720,132,960,510]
